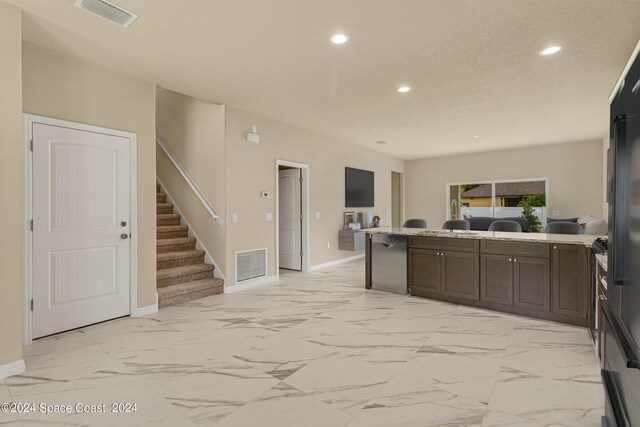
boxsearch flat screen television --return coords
[345,167,374,207]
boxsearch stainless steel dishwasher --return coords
[371,234,408,294]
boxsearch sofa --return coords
[468,216,529,232]
[546,215,608,235]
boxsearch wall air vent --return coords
[74,0,138,27]
[235,249,267,283]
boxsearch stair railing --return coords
[156,137,223,227]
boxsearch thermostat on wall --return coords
[261,191,270,199]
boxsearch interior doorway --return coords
[391,171,403,227]
[276,161,309,273]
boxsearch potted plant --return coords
[517,195,545,233]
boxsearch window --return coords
[447,179,548,226]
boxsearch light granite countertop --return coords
[361,227,603,248]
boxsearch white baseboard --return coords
[0,359,25,380]
[132,303,158,317]
[225,275,277,293]
[309,254,365,271]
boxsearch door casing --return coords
[275,160,309,277]
[23,114,138,345]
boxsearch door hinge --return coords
[30,140,33,151]
[299,177,303,183]
[30,219,33,231]
[30,299,33,311]
[300,213,303,219]
[300,250,304,257]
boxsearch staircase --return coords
[156,182,223,308]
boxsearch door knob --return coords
[514,258,517,262]
[120,221,127,227]
[121,233,129,240]
[509,258,513,262]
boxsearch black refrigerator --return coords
[602,45,640,427]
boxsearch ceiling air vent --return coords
[74,0,138,27]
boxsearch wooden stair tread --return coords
[157,237,196,247]
[157,263,214,280]
[157,278,223,300]
[157,250,205,262]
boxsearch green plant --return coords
[517,194,546,208]
[520,204,542,233]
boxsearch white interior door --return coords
[32,123,131,338]
[279,169,302,270]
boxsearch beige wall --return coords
[225,108,404,284]
[405,139,604,229]
[156,87,226,276]
[0,2,23,367]
[22,43,158,308]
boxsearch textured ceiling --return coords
[6,0,640,159]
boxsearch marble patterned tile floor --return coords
[1,260,603,426]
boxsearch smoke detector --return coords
[74,0,138,27]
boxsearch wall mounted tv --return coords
[345,167,374,207]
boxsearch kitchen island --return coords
[364,227,601,326]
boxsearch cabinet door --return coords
[480,254,513,305]
[441,251,480,301]
[552,244,587,318]
[514,256,550,312]
[408,249,440,296]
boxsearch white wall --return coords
[405,139,605,229]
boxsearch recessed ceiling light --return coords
[376,140,389,145]
[331,34,348,44]
[473,135,481,139]
[397,86,411,93]
[540,45,563,56]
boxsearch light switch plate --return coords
[266,213,272,221]
[315,212,320,219]
[232,213,238,223]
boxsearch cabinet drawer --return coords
[480,240,549,258]
[409,237,479,253]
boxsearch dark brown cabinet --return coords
[551,244,587,319]
[480,247,550,312]
[409,246,479,301]
[514,256,550,312]
[441,251,479,301]
[480,254,514,305]
[403,235,590,327]
[408,249,441,297]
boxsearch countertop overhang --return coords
[362,227,602,247]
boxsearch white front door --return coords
[32,123,131,338]
[279,169,302,270]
